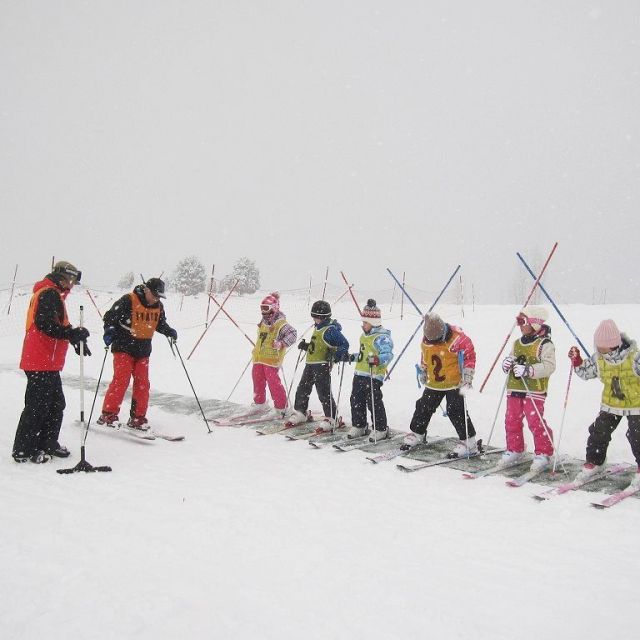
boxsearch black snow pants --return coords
[409,387,475,441]
[350,374,387,431]
[13,371,66,457]
[585,411,640,466]
[294,363,336,418]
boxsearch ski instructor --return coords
[13,261,90,463]
[97,277,177,431]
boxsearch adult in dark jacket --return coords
[98,278,177,430]
[13,261,90,463]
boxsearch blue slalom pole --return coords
[385,265,461,380]
[516,252,591,358]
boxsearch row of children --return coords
[251,292,640,484]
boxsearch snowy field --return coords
[1,284,639,640]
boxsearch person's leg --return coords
[130,357,150,418]
[13,371,54,458]
[252,363,267,405]
[504,394,526,452]
[102,352,135,416]
[445,390,476,439]
[585,411,621,465]
[409,389,446,435]
[264,366,287,411]
[523,395,554,456]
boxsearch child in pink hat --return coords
[250,292,297,416]
[568,319,640,486]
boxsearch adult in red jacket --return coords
[13,261,90,463]
[98,278,177,430]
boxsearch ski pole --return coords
[188,281,239,359]
[552,368,573,475]
[286,348,305,409]
[516,252,590,357]
[226,355,253,402]
[82,346,109,447]
[332,361,346,429]
[519,375,564,474]
[458,351,470,446]
[171,339,212,434]
[479,242,558,392]
[385,264,461,380]
[370,364,378,443]
[485,375,509,447]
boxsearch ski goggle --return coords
[516,315,527,326]
[260,304,273,313]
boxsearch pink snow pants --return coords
[505,393,554,456]
[252,363,287,410]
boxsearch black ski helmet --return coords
[310,300,331,319]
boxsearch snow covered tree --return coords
[172,256,207,296]
[117,271,135,289]
[220,257,260,295]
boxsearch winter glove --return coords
[348,353,357,363]
[512,364,531,379]
[501,355,515,373]
[103,327,116,347]
[167,328,178,341]
[273,340,284,350]
[367,355,380,366]
[459,383,472,397]
[73,339,92,356]
[67,326,90,345]
[568,346,583,367]
[298,339,310,351]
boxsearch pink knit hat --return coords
[594,319,622,350]
[260,292,280,314]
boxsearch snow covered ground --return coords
[1,286,638,639]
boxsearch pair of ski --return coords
[393,439,506,471]
[532,463,637,507]
[86,421,185,442]
[210,407,283,427]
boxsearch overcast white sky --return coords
[1,1,639,302]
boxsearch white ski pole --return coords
[553,368,573,474]
[485,375,509,447]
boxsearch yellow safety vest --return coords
[252,317,287,367]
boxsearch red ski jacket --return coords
[20,276,71,371]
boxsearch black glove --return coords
[73,340,92,356]
[167,328,178,341]
[298,339,309,351]
[103,327,116,347]
[348,353,357,363]
[67,326,90,345]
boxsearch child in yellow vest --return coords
[569,319,640,486]
[251,292,297,415]
[500,306,556,472]
[347,300,394,441]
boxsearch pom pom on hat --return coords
[423,313,446,342]
[594,319,622,350]
[361,299,382,327]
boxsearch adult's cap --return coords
[53,261,81,284]
[145,277,166,298]
[310,300,331,319]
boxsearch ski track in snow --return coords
[1,295,640,639]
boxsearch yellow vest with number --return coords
[355,333,387,378]
[306,325,335,364]
[598,350,640,409]
[508,337,550,394]
[252,317,287,366]
[421,332,461,390]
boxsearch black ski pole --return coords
[58,310,112,474]
[170,338,212,434]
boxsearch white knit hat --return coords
[518,306,548,332]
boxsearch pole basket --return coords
[57,445,112,474]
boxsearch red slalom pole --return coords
[208,293,255,347]
[339,271,362,314]
[85,289,103,319]
[478,241,558,393]
[188,281,239,359]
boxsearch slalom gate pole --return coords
[172,339,212,433]
[339,271,362,315]
[58,307,112,474]
[82,346,109,447]
[321,266,329,300]
[485,375,509,447]
[478,242,558,393]
[520,376,565,475]
[552,368,574,475]
[85,289,103,319]
[333,361,346,428]
[516,251,590,357]
[384,264,461,380]
[226,355,253,402]
[205,264,215,325]
[207,293,255,347]
[7,264,18,315]
[188,281,239,359]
